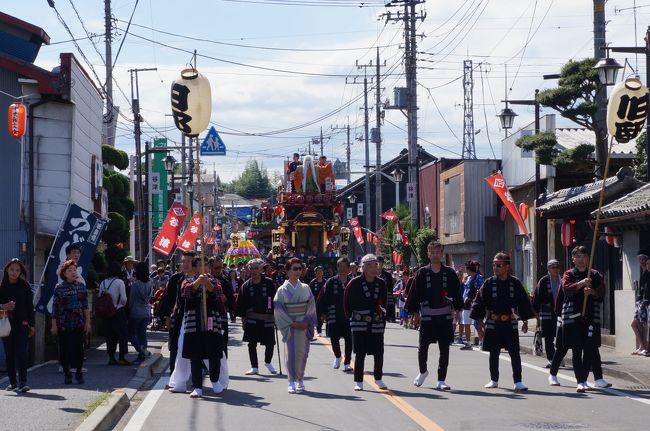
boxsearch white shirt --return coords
[100,277,127,310]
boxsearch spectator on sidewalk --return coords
[460,261,484,350]
[129,262,154,363]
[100,262,131,366]
[631,250,649,355]
[0,258,35,392]
[51,260,90,384]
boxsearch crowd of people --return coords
[2,240,647,397]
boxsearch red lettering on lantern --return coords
[8,102,26,139]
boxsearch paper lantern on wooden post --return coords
[606,77,650,143]
[8,101,26,139]
[170,68,212,137]
[518,202,529,222]
[560,222,574,247]
[499,205,508,222]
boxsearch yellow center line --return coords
[315,337,445,431]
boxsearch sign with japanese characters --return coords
[36,204,108,314]
[271,229,282,258]
[152,202,189,256]
[485,172,529,235]
[339,227,351,256]
[176,212,202,252]
[406,182,417,202]
[607,77,649,143]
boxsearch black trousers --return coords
[352,331,384,382]
[489,347,522,383]
[386,304,396,322]
[58,328,84,374]
[550,343,602,381]
[105,308,129,360]
[543,334,556,362]
[248,342,274,368]
[418,340,450,381]
[549,345,567,376]
[331,330,352,364]
[190,356,221,390]
[2,324,29,385]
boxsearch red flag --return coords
[152,202,189,256]
[485,172,529,235]
[350,217,365,245]
[382,209,399,222]
[204,232,215,245]
[396,220,410,246]
[177,213,202,252]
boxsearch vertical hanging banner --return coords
[350,217,365,245]
[151,137,169,229]
[339,227,351,256]
[176,212,202,252]
[36,204,108,314]
[153,202,189,255]
[485,172,529,235]
[271,229,282,258]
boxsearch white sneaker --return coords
[332,357,341,369]
[514,382,528,392]
[576,382,587,393]
[435,381,451,391]
[354,382,363,391]
[245,367,259,375]
[169,385,187,393]
[212,382,224,394]
[317,333,323,337]
[548,375,560,386]
[413,371,429,387]
[343,364,353,372]
[288,382,296,394]
[265,363,278,374]
[375,379,388,390]
[594,378,612,388]
[296,380,305,392]
[189,388,203,398]
[484,380,498,389]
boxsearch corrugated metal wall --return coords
[0,68,27,267]
[463,160,498,242]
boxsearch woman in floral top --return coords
[51,260,91,384]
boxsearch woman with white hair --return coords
[344,254,388,391]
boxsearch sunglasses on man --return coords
[492,262,508,268]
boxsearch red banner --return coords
[152,202,189,256]
[381,209,399,222]
[204,231,215,245]
[176,212,202,252]
[396,221,410,246]
[485,172,529,235]
[350,217,365,245]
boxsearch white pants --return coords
[460,309,473,325]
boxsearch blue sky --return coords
[4,1,648,182]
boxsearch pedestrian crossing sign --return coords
[200,126,226,156]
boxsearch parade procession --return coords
[2,1,650,430]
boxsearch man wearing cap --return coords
[406,242,462,391]
[344,254,388,391]
[377,256,396,323]
[532,259,562,368]
[470,252,535,392]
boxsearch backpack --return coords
[95,279,118,319]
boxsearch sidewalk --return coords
[518,320,650,388]
[0,331,165,431]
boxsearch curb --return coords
[74,354,162,431]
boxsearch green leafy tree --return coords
[535,58,606,175]
[515,131,595,169]
[226,160,273,199]
[633,131,648,181]
[414,228,437,265]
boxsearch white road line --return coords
[122,373,168,431]
[478,350,650,406]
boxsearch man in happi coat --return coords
[317,257,353,371]
[532,259,562,371]
[406,241,462,391]
[274,258,317,393]
[344,254,388,391]
[470,252,535,393]
[377,256,396,323]
[235,258,278,375]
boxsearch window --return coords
[443,175,461,235]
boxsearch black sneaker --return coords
[75,372,85,384]
[5,383,17,391]
[64,373,73,384]
[17,384,30,393]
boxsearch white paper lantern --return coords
[170,68,212,137]
[606,77,649,143]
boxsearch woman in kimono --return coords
[274,258,317,394]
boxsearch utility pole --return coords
[384,0,426,229]
[331,122,352,184]
[374,47,386,238]
[593,0,607,178]
[462,59,476,159]
[104,0,115,146]
[129,67,157,261]
[320,127,324,156]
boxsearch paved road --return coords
[120,322,648,431]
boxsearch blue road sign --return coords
[200,126,227,156]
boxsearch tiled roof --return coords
[537,167,644,216]
[595,183,650,219]
[554,128,637,158]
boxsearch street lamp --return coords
[497,106,518,131]
[347,194,357,204]
[164,155,176,173]
[392,168,404,208]
[594,56,623,86]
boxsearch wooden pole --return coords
[196,135,208,327]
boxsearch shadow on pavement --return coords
[9,392,66,401]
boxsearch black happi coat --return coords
[180,275,225,361]
[379,269,395,307]
[317,275,351,339]
[531,274,559,337]
[235,276,277,346]
[406,265,462,344]
[557,268,605,349]
[344,275,387,355]
[470,275,535,351]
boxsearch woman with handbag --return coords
[0,258,35,392]
[51,260,91,384]
[100,262,130,365]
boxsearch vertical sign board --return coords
[152,137,168,229]
[346,207,353,220]
[271,229,282,258]
[357,203,364,216]
[406,182,417,203]
[339,227,351,257]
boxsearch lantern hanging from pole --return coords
[8,101,26,139]
[603,226,615,246]
[518,202,529,222]
[606,77,650,143]
[170,68,212,137]
[499,205,508,222]
[560,222,574,247]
